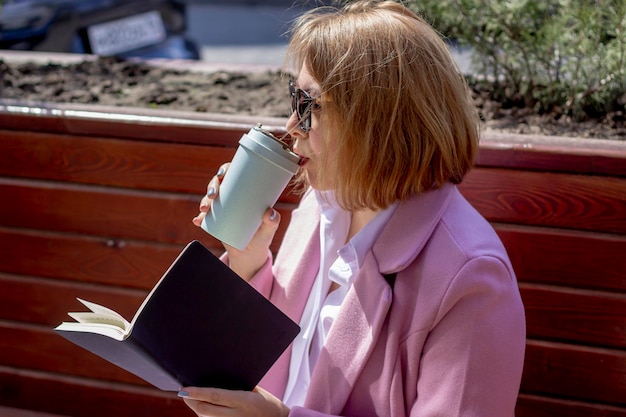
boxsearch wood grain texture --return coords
[0,178,202,243]
[520,283,626,349]
[0,273,146,326]
[0,366,192,417]
[0,129,302,203]
[478,133,626,176]
[460,168,626,234]
[0,129,236,193]
[0,180,295,247]
[495,223,626,291]
[516,394,626,417]
[521,340,626,406]
[0,229,188,289]
[0,322,150,386]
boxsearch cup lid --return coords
[239,126,301,173]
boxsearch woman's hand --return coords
[192,163,230,228]
[178,386,290,417]
[192,163,281,281]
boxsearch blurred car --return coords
[0,0,200,60]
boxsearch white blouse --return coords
[282,191,397,407]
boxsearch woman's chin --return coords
[302,164,332,191]
[307,177,331,191]
[305,171,322,190]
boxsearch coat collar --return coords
[303,183,456,413]
[374,182,455,274]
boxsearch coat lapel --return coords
[304,255,393,413]
[272,190,321,322]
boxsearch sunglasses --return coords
[289,79,321,133]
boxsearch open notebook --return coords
[55,240,299,391]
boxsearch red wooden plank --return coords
[521,340,626,406]
[0,229,186,289]
[516,393,626,417]
[0,108,65,133]
[0,273,145,326]
[494,223,626,291]
[3,103,625,176]
[0,406,70,417]
[478,133,626,176]
[0,366,190,417]
[0,178,219,244]
[0,227,290,290]
[0,129,302,202]
[460,168,626,234]
[0,103,286,147]
[0,130,235,193]
[0,181,294,249]
[0,322,148,387]
[520,283,626,349]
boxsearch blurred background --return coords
[0,0,319,64]
[185,0,316,65]
[0,0,471,69]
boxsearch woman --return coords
[183,1,526,416]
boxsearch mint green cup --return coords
[201,125,300,250]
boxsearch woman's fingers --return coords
[255,208,281,247]
[224,208,280,281]
[192,163,230,226]
[191,211,206,227]
[178,386,289,417]
[204,163,229,207]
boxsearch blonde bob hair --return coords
[285,0,480,211]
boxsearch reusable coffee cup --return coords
[201,125,301,250]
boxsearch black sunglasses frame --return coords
[289,80,320,133]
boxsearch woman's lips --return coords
[293,149,309,166]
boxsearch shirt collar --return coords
[342,201,398,269]
[314,189,398,272]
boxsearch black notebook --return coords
[54,240,299,391]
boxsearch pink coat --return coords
[249,183,526,417]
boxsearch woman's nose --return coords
[286,111,306,137]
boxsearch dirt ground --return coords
[1,56,624,141]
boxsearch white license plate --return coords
[87,11,167,56]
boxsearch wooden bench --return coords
[0,101,624,417]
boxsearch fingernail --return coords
[217,167,225,177]
[269,209,277,221]
[177,390,189,398]
[207,187,215,198]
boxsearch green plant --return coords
[407,0,625,122]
